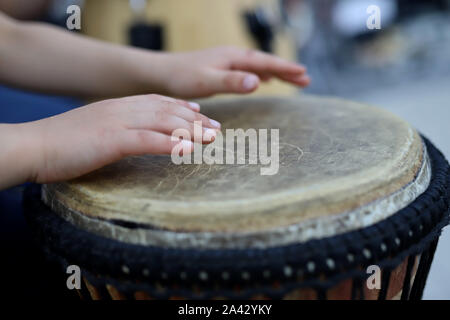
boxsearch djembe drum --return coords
[23,95,450,300]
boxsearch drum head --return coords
[42,95,430,248]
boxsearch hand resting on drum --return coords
[0,12,310,190]
[0,94,220,190]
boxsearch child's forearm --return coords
[0,12,309,100]
[0,12,170,98]
[0,123,41,190]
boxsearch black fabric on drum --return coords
[401,255,416,300]
[23,137,450,299]
[409,238,439,300]
[378,269,392,300]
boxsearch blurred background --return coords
[0,0,449,299]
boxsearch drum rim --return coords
[23,137,450,299]
[41,95,428,234]
[40,142,431,249]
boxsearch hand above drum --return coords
[0,12,310,190]
[153,46,310,98]
[0,13,309,99]
[0,95,219,189]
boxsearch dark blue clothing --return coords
[0,85,81,298]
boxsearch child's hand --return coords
[1,16,309,99]
[160,46,310,98]
[10,94,219,186]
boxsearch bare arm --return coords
[0,9,310,191]
[0,11,309,99]
[0,11,169,98]
[0,123,39,189]
[0,94,219,190]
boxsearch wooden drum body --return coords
[23,95,450,300]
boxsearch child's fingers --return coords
[152,94,200,112]
[158,115,218,143]
[119,130,194,156]
[230,49,306,78]
[279,74,311,87]
[163,104,221,129]
[131,100,220,130]
[128,113,217,143]
[258,73,273,82]
[207,70,260,94]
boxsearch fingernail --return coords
[188,102,200,111]
[242,75,259,91]
[301,75,311,85]
[203,128,217,142]
[296,64,306,72]
[209,119,221,129]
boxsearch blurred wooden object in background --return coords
[82,0,298,96]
